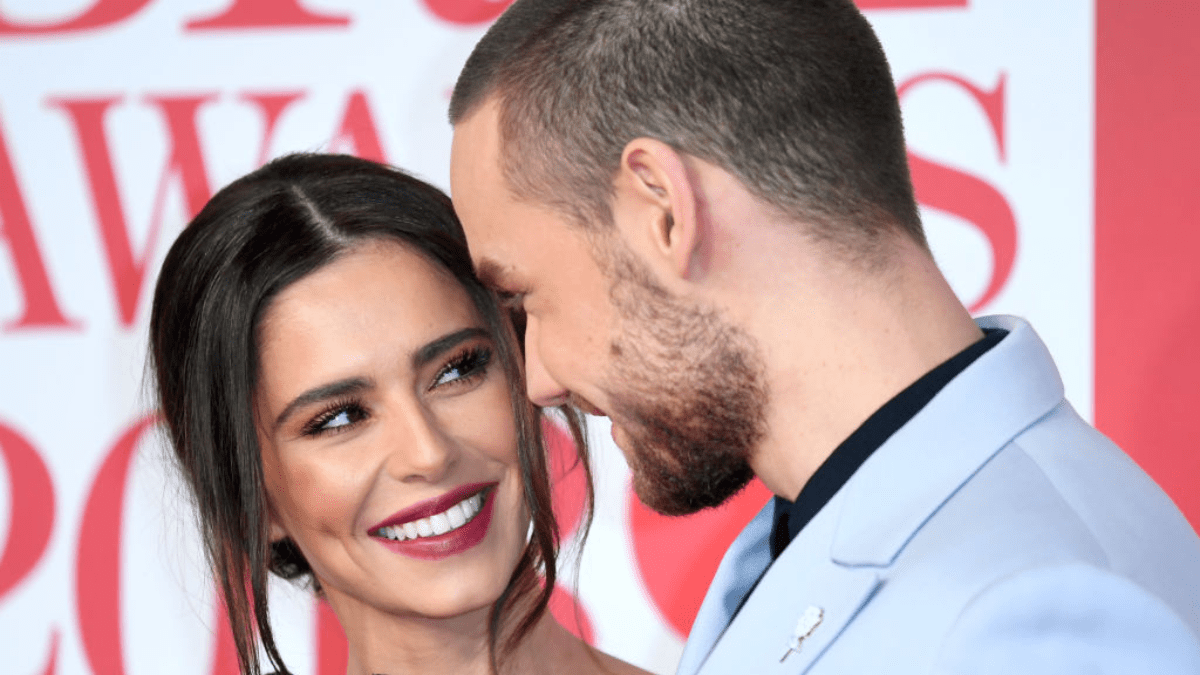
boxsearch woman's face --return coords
[255,240,527,621]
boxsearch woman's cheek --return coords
[441,384,520,464]
[275,452,361,536]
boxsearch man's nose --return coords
[524,316,569,407]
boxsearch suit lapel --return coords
[678,501,776,675]
[696,493,881,674]
[686,316,1066,674]
[830,316,1064,566]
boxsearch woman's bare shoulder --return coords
[516,614,658,675]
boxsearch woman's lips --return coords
[369,481,494,531]
[369,482,498,561]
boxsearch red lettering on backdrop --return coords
[35,630,60,675]
[0,421,58,674]
[145,96,218,219]
[897,73,1016,312]
[0,0,152,36]
[317,599,349,675]
[186,0,349,31]
[0,112,78,331]
[328,91,387,164]
[421,0,514,25]
[241,92,307,167]
[545,419,587,539]
[629,480,773,638]
[0,422,56,602]
[244,89,384,167]
[417,0,965,25]
[210,601,239,675]
[76,414,158,675]
[47,95,216,327]
[543,419,593,642]
[549,582,594,644]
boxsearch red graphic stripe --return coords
[1095,0,1200,529]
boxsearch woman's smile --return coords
[255,240,528,621]
[369,482,498,560]
[150,153,650,675]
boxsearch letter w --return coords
[48,95,217,328]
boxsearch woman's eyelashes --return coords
[431,345,493,391]
[295,345,492,437]
[302,398,368,437]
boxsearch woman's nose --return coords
[387,406,456,484]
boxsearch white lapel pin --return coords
[780,605,824,663]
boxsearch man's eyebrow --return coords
[273,377,373,432]
[413,327,491,370]
[474,257,508,290]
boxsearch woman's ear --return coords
[266,498,289,542]
[269,519,288,543]
[615,138,704,282]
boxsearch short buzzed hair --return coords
[450,0,925,254]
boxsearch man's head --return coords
[452,103,765,515]
[449,0,922,249]
[449,0,927,514]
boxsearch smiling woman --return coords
[147,154,647,675]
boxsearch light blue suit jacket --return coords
[677,315,1200,675]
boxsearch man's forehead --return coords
[450,101,524,239]
[449,99,503,188]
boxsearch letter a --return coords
[0,111,78,331]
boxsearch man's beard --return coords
[597,242,768,516]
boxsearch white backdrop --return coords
[1,1,1193,674]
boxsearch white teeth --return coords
[447,504,467,528]
[415,518,433,537]
[402,522,419,539]
[429,513,451,535]
[374,489,489,542]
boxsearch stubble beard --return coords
[598,242,769,516]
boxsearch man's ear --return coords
[615,138,703,281]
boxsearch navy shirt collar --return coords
[768,328,1007,558]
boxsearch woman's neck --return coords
[333,599,491,675]
[497,612,606,675]
[327,590,623,675]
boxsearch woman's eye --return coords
[323,410,353,429]
[303,403,367,436]
[432,346,493,389]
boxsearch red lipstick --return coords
[369,482,497,561]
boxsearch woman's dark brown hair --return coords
[149,153,590,675]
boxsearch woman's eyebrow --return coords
[270,327,489,432]
[413,327,490,369]
[273,377,373,432]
